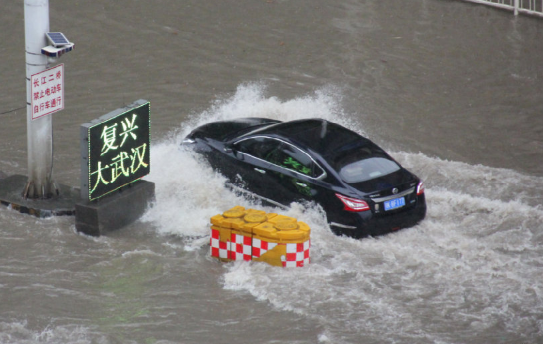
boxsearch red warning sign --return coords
[30,63,64,120]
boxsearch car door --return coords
[230,137,281,201]
[233,136,331,207]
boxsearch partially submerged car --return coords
[182,118,426,238]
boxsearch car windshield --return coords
[330,145,401,183]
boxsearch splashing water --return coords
[143,83,543,344]
[143,83,352,237]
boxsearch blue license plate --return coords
[384,197,405,211]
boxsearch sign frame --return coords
[80,100,151,201]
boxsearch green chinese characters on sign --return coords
[87,102,150,200]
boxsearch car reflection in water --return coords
[182,118,426,238]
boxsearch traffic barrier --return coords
[210,206,311,267]
[460,0,543,18]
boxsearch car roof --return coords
[256,119,371,157]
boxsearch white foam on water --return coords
[221,187,543,343]
[143,83,543,343]
[394,151,543,207]
[0,320,100,344]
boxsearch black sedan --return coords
[182,118,426,238]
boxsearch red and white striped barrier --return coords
[210,206,311,267]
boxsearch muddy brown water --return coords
[1,1,542,343]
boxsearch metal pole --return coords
[24,0,56,199]
[514,0,519,15]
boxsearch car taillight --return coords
[416,181,425,195]
[335,193,370,212]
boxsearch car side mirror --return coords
[235,151,245,160]
[224,144,244,160]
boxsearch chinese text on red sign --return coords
[30,64,64,120]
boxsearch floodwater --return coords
[1,0,542,343]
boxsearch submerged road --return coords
[0,1,542,343]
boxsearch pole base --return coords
[0,174,78,217]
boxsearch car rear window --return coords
[339,157,400,183]
[330,146,401,183]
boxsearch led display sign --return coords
[81,100,150,201]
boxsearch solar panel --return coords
[46,32,70,47]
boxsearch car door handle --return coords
[254,168,266,174]
[296,182,307,187]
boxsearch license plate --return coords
[384,197,405,211]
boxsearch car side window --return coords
[235,137,324,178]
[267,144,310,175]
[234,137,277,160]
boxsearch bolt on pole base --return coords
[22,180,59,200]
